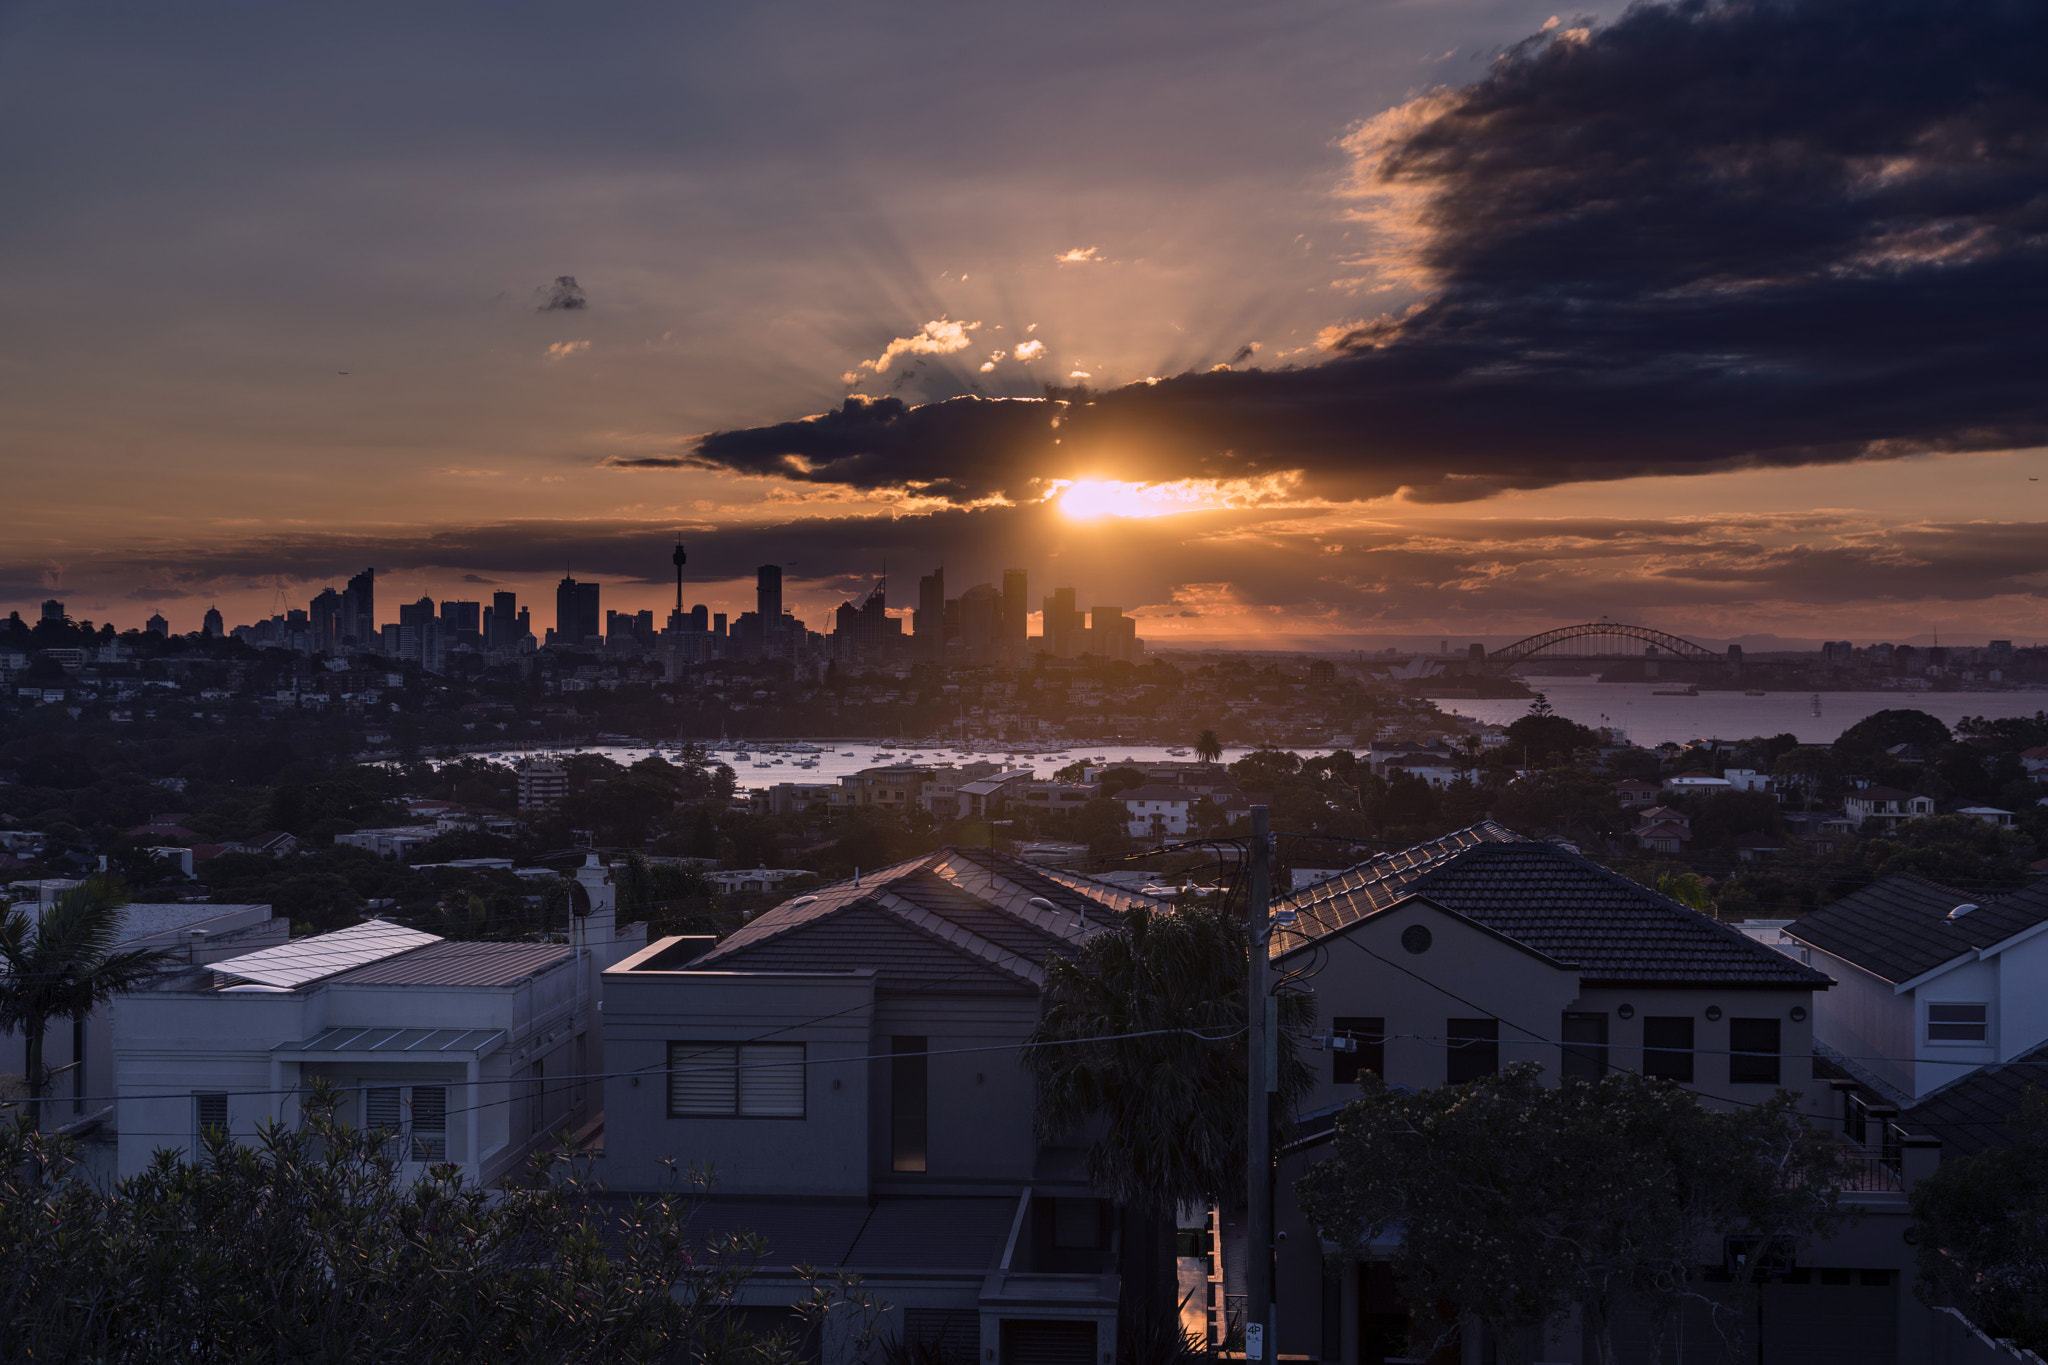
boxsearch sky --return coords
[3,0,2044,647]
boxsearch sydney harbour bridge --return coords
[1431,620,1740,674]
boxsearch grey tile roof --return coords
[1904,1045,2048,1158]
[686,848,1158,995]
[328,938,574,988]
[1786,874,2045,985]
[1275,822,1831,988]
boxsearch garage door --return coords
[1001,1320,1098,1365]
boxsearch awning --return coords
[273,1025,506,1059]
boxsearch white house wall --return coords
[1915,955,1999,1096]
[1994,931,2048,1071]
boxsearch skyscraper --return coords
[556,576,579,643]
[556,576,601,645]
[202,606,224,637]
[1001,569,1027,656]
[310,587,343,654]
[491,591,517,649]
[342,567,375,645]
[1042,588,1081,657]
[916,568,945,661]
[756,564,783,631]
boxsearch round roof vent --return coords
[1947,903,1978,921]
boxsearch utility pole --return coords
[1245,804,1275,1364]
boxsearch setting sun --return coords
[1055,478,1229,520]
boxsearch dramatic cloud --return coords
[840,317,980,384]
[690,0,2048,505]
[1055,247,1103,263]
[536,276,587,311]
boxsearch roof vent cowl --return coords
[1947,903,1978,922]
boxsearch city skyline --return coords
[4,1,2044,645]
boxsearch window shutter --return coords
[669,1044,739,1115]
[194,1092,228,1145]
[365,1086,401,1138]
[409,1086,448,1161]
[740,1044,806,1116]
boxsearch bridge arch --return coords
[1485,621,1721,665]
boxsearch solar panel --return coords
[210,919,442,989]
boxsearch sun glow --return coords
[1054,479,1226,520]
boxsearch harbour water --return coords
[463,741,1330,793]
[1427,676,2048,747]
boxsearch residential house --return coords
[601,848,1171,1365]
[1611,778,1660,808]
[704,867,815,894]
[111,858,643,1183]
[1956,806,2016,828]
[1783,874,2048,1101]
[1843,786,1935,832]
[334,825,439,859]
[1112,785,1194,838]
[1629,804,1692,853]
[0,902,283,1145]
[1662,768,1733,795]
[2021,744,2048,776]
[1254,824,1945,1363]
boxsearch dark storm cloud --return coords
[537,276,586,311]
[689,0,2048,504]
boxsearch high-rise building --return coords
[398,596,436,665]
[146,612,169,636]
[1041,587,1082,657]
[957,584,1002,660]
[40,599,64,622]
[1086,605,1142,662]
[441,600,482,637]
[310,588,343,654]
[756,565,783,630]
[916,569,945,660]
[555,577,601,645]
[202,606,224,637]
[342,568,375,645]
[490,591,518,649]
[515,606,531,644]
[1001,569,1028,656]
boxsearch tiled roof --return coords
[1849,786,1923,803]
[1787,874,2048,984]
[1634,822,1692,841]
[1274,823,1830,988]
[1904,1045,2048,1159]
[685,847,1158,994]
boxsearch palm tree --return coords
[1025,901,1314,1318]
[0,877,174,1128]
[1194,729,1223,764]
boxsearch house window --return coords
[1446,1018,1499,1084]
[363,1085,450,1160]
[1927,1003,1989,1044]
[409,1086,448,1161]
[1332,1016,1385,1085]
[193,1092,227,1147]
[1644,1017,1695,1082]
[1561,1012,1608,1080]
[892,1036,928,1173]
[666,1043,807,1117]
[1729,1018,1781,1084]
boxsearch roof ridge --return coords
[870,889,1042,989]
